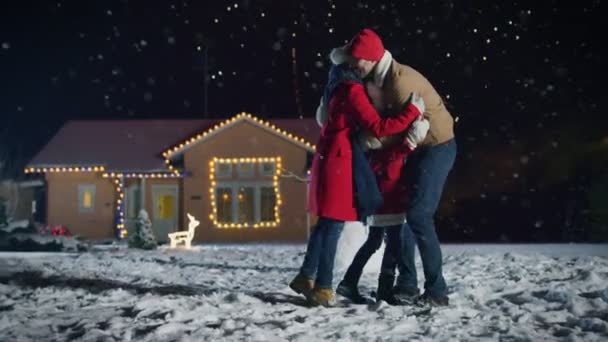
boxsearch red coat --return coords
[308,81,421,221]
[368,142,414,215]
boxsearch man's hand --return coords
[409,92,425,115]
[405,116,430,150]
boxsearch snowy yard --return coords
[0,225,607,341]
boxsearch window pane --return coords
[261,163,275,175]
[78,185,95,213]
[83,191,92,209]
[238,187,255,223]
[159,195,175,219]
[260,187,276,221]
[216,187,232,223]
[216,163,232,178]
[238,163,254,178]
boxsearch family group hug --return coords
[289,28,456,307]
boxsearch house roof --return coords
[27,116,320,172]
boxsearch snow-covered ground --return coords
[0,224,607,341]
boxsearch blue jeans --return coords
[379,226,403,279]
[342,226,383,286]
[398,139,456,297]
[341,225,402,286]
[299,217,344,289]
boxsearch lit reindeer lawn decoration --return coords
[168,213,200,249]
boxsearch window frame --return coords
[213,181,276,225]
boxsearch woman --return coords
[337,115,429,305]
[289,35,425,306]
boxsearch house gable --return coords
[163,113,316,161]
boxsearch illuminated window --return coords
[260,162,276,176]
[216,187,233,222]
[213,182,277,225]
[78,185,96,213]
[158,194,175,219]
[238,186,255,222]
[237,163,254,178]
[210,157,282,228]
[216,163,232,178]
[260,186,276,221]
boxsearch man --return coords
[333,28,456,306]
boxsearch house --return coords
[25,113,320,243]
[0,179,44,223]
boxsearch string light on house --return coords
[101,172,184,179]
[24,166,106,174]
[163,113,315,174]
[208,156,282,229]
[113,176,127,239]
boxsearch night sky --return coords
[0,1,603,178]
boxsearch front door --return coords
[152,185,178,243]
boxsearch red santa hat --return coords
[348,28,385,62]
[329,28,385,65]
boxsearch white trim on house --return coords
[140,178,146,210]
